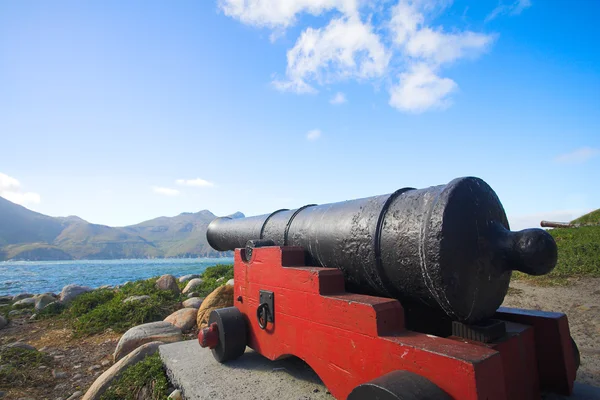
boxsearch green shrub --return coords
[100,353,169,400]
[0,347,53,387]
[69,289,116,317]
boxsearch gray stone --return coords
[0,315,7,330]
[168,389,182,400]
[82,342,163,400]
[66,391,83,400]
[164,308,197,332]
[100,359,110,367]
[113,321,182,361]
[35,294,56,311]
[59,284,92,304]
[179,274,201,283]
[156,274,181,294]
[226,278,234,286]
[0,295,12,304]
[187,292,200,298]
[52,369,67,379]
[88,364,101,372]
[182,278,204,294]
[5,342,36,351]
[122,295,150,304]
[216,277,225,283]
[159,341,330,400]
[12,293,33,301]
[182,297,203,309]
[13,297,37,308]
[73,373,83,380]
[98,285,112,290]
[8,309,31,317]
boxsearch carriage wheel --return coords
[348,370,451,400]
[208,307,247,363]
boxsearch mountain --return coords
[0,196,244,261]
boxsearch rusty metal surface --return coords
[208,177,558,323]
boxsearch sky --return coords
[0,0,598,231]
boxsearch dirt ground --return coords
[503,278,600,387]
[1,279,598,399]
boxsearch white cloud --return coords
[274,16,390,93]
[306,129,322,140]
[175,178,215,187]
[330,92,347,104]
[389,63,456,112]
[0,172,41,206]
[486,0,532,22]
[220,0,497,113]
[554,147,599,164]
[509,208,592,231]
[152,187,180,196]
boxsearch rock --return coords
[156,274,180,294]
[168,389,183,400]
[179,274,201,283]
[100,359,110,367]
[12,293,33,301]
[59,284,92,304]
[182,278,204,294]
[122,295,150,304]
[226,278,234,286]
[0,295,12,304]
[0,316,7,330]
[82,342,163,400]
[216,277,225,283]
[5,342,36,351]
[66,391,83,400]
[13,297,37,308]
[187,292,199,298]
[8,309,31,317]
[73,373,83,380]
[182,297,203,309]
[113,321,182,361]
[196,285,234,329]
[52,369,67,379]
[88,364,101,372]
[135,382,152,400]
[98,285,112,290]
[164,308,197,332]
[35,294,56,311]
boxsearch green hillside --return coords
[0,196,242,261]
[571,209,600,225]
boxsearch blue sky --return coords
[0,0,598,230]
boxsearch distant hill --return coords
[0,196,243,261]
[571,209,600,225]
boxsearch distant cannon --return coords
[207,177,557,323]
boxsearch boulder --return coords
[156,275,180,294]
[0,315,7,330]
[12,293,33,301]
[98,285,113,290]
[13,297,37,308]
[196,285,234,329]
[59,284,92,304]
[178,274,201,283]
[82,342,163,400]
[35,295,56,311]
[164,308,197,332]
[226,279,234,286]
[182,297,203,309]
[122,295,150,304]
[0,295,12,304]
[182,278,203,294]
[216,277,225,283]
[113,321,182,361]
[4,342,36,351]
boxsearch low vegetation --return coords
[512,223,600,286]
[571,208,600,225]
[34,264,233,336]
[100,353,170,400]
[0,346,54,388]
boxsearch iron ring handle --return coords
[256,303,269,330]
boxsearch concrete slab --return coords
[159,340,600,400]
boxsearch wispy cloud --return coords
[485,0,532,22]
[330,92,347,104]
[554,147,599,164]
[219,0,496,113]
[152,186,180,196]
[175,178,214,187]
[306,129,321,141]
[0,172,41,206]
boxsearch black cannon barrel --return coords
[207,177,557,323]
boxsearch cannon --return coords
[199,177,578,400]
[207,177,557,324]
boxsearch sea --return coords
[0,258,233,296]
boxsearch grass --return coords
[0,346,54,388]
[34,264,233,336]
[99,353,169,400]
[512,225,600,286]
[571,208,600,225]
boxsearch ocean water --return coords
[0,258,233,296]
